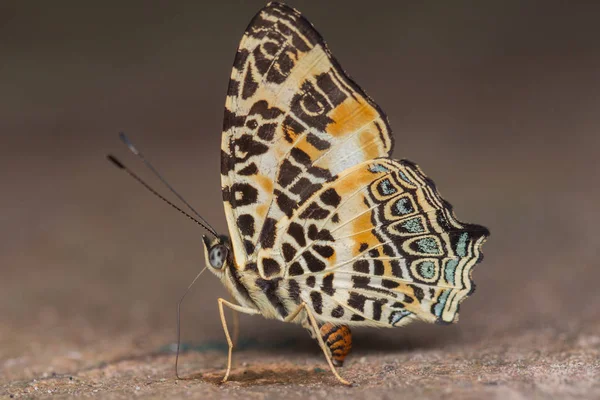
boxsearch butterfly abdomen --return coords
[320,323,352,367]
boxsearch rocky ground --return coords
[2,320,599,399]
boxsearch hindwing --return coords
[259,159,489,325]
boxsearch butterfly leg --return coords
[301,318,316,339]
[217,298,260,383]
[284,302,352,386]
[230,297,240,347]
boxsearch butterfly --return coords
[110,1,489,386]
[208,1,489,385]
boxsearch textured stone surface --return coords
[2,324,600,398]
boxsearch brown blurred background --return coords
[1,0,599,393]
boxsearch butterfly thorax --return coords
[209,236,294,320]
[231,259,302,321]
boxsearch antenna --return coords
[118,132,218,237]
[107,155,217,236]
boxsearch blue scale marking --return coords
[379,179,396,195]
[401,217,424,233]
[456,232,469,257]
[434,290,451,318]
[444,259,458,285]
[395,197,413,215]
[391,310,412,326]
[418,260,436,279]
[369,164,389,173]
[399,171,411,184]
[416,237,439,254]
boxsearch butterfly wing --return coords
[221,3,488,326]
[263,158,488,326]
[221,2,392,268]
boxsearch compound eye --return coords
[209,245,228,269]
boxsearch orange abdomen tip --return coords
[320,323,352,367]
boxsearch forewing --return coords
[266,159,489,326]
[221,3,392,268]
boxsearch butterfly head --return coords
[202,234,232,274]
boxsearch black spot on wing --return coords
[308,224,319,241]
[316,229,335,242]
[278,159,302,188]
[223,108,246,132]
[299,202,329,220]
[290,178,321,197]
[246,119,258,130]
[353,260,369,273]
[303,251,326,272]
[248,100,284,119]
[410,284,425,301]
[290,147,311,166]
[258,217,277,249]
[308,165,332,180]
[373,260,385,275]
[314,245,334,259]
[331,305,344,318]
[238,163,258,176]
[382,279,400,289]
[288,279,301,304]
[382,244,395,257]
[320,188,341,207]
[234,134,269,162]
[244,240,255,255]
[310,291,323,314]
[227,79,240,97]
[229,183,258,208]
[391,260,403,278]
[221,150,234,175]
[282,115,305,143]
[289,262,304,276]
[237,214,255,237]
[282,243,297,262]
[321,274,335,296]
[242,64,258,99]
[287,222,306,247]
[348,292,367,312]
[245,262,258,272]
[306,132,331,150]
[274,189,296,217]
[257,123,277,141]
[262,258,281,277]
[372,300,386,321]
[232,48,249,70]
[316,72,347,106]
